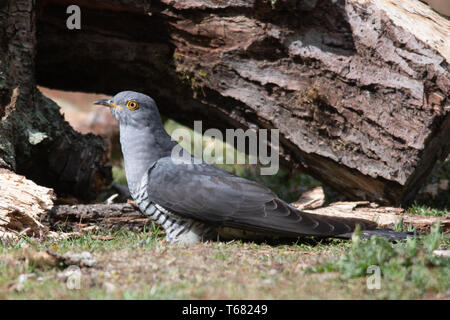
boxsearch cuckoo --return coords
[94,91,410,245]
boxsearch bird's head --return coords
[94,91,161,127]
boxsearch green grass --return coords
[408,203,449,217]
[1,226,448,299]
[308,223,450,298]
[0,226,163,256]
[0,230,341,299]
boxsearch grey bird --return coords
[94,91,409,245]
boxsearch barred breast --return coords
[133,174,217,244]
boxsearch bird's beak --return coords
[93,99,123,110]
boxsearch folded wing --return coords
[146,157,376,237]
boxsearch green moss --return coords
[198,70,208,78]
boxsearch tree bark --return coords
[34,0,450,205]
[0,0,112,201]
[46,202,154,232]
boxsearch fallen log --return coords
[47,200,448,234]
[292,186,449,232]
[300,201,449,233]
[35,0,450,205]
[46,202,154,232]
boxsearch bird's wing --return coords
[146,157,376,237]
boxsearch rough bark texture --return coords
[0,169,55,239]
[46,202,153,232]
[0,1,112,201]
[35,0,450,205]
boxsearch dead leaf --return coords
[22,250,59,268]
[80,225,99,233]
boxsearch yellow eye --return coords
[126,100,139,110]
